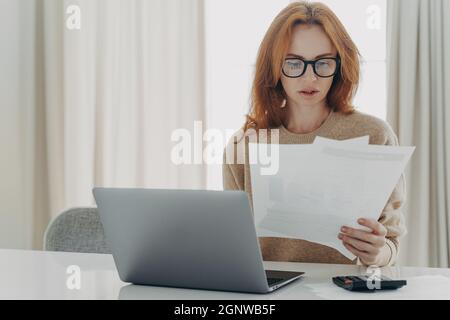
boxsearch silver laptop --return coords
[93,188,304,294]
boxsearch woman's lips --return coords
[299,90,319,98]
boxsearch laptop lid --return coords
[93,188,272,293]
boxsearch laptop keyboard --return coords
[267,278,282,286]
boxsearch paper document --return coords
[313,135,370,146]
[249,138,415,260]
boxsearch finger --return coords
[358,218,387,236]
[343,242,371,261]
[340,227,378,245]
[341,234,377,254]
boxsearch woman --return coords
[222,1,406,267]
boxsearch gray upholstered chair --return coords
[44,207,111,254]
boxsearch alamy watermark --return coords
[365,266,382,290]
[170,121,280,176]
[66,4,81,30]
[66,265,81,290]
[366,4,382,30]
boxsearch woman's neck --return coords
[283,102,331,134]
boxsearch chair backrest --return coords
[44,207,111,254]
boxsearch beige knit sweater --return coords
[222,110,407,266]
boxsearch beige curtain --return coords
[387,0,450,267]
[1,0,206,250]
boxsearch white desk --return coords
[1,249,450,300]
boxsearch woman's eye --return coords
[317,62,330,67]
[288,62,303,69]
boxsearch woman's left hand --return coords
[338,218,388,266]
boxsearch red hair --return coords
[243,1,360,132]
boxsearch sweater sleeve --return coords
[222,136,245,191]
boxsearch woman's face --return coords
[280,24,338,109]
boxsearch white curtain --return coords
[387,0,450,267]
[1,0,206,250]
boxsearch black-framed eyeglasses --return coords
[282,56,341,78]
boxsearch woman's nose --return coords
[303,64,317,81]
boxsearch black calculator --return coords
[332,275,407,292]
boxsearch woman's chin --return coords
[293,99,321,108]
